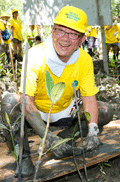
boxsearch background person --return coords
[35,35,41,45]
[0,13,11,62]
[116,16,120,60]
[25,25,42,48]
[10,9,23,62]
[87,25,99,57]
[1,6,113,177]
[104,17,119,62]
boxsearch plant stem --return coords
[73,87,88,182]
[34,104,53,182]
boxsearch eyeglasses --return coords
[54,27,81,40]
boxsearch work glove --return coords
[1,39,4,45]
[113,31,118,36]
[85,123,101,151]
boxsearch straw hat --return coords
[0,13,10,20]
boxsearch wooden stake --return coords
[18,42,29,182]
[8,43,16,81]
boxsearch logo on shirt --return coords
[65,12,81,22]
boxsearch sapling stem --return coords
[72,81,88,182]
[34,103,53,181]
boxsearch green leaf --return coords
[104,163,111,167]
[84,111,91,121]
[50,82,65,104]
[74,131,80,138]
[5,112,11,127]
[0,64,3,69]
[0,123,9,130]
[45,70,54,98]
[46,138,72,153]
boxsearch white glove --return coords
[87,27,91,33]
[113,31,118,36]
[85,123,100,151]
[1,39,4,45]
[112,20,117,26]
[91,26,95,28]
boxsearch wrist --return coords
[88,123,99,135]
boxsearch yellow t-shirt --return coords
[86,26,91,37]
[19,43,98,113]
[10,19,23,41]
[87,26,98,38]
[34,25,41,36]
[0,21,11,44]
[105,24,118,44]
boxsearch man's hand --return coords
[86,132,101,151]
[85,123,101,151]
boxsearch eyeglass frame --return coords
[53,25,84,40]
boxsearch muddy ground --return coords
[0,59,120,182]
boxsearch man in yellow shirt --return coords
[10,9,23,62]
[87,25,99,57]
[1,6,113,177]
[25,25,41,48]
[0,13,11,61]
[105,17,119,62]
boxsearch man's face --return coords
[52,24,82,62]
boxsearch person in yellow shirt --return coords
[87,25,99,57]
[10,9,23,62]
[1,6,113,177]
[105,17,119,62]
[25,25,41,48]
[116,16,120,60]
[0,13,11,61]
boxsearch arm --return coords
[20,93,46,138]
[27,36,35,41]
[82,95,98,125]
[0,29,4,45]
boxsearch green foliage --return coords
[108,58,120,82]
[0,123,9,130]
[0,112,19,161]
[98,159,111,175]
[44,26,52,39]
[0,53,6,77]
[111,0,120,17]
[4,112,20,161]
[45,138,72,154]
